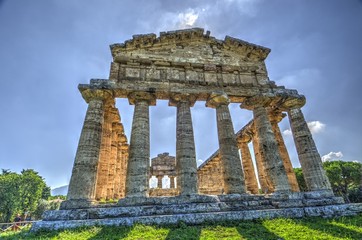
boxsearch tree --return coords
[323,160,362,203]
[0,172,22,223]
[293,168,307,192]
[0,169,50,222]
[294,161,362,203]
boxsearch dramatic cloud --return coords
[321,151,343,162]
[282,121,325,136]
[178,9,199,28]
[307,121,326,134]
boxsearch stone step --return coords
[32,203,362,232]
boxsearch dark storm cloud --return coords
[0,0,361,188]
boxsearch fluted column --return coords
[253,106,291,192]
[94,104,114,200]
[62,89,112,209]
[125,92,156,198]
[207,92,246,194]
[241,96,291,193]
[238,141,259,194]
[169,93,198,195]
[170,176,175,188]
[269,111,300,192]
[157,176,163,188]
[106,119,122,199]
[252,130,273,193]
[119,143,129,198]
[113,137,122,199]
[288,107,332,191]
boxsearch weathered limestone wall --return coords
[198,153,224,195]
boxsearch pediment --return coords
[110,28,270,66]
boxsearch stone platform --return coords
[31,192,362,231]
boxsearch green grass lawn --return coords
[1,214,361,240]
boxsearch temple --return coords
[31,28,362,231]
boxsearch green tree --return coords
[294,161,362,203]
[0,169,50,222]
[0,172,22,222]
[323,160,362,203]
[293,168,307,191]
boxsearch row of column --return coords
[65,89,331,207]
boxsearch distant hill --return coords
[51,185,68,196]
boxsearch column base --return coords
[60,199,97,210]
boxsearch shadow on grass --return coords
[236,220,283,240]
[165,223,201,240]
[291,217,362,240]
[88,225,132,240]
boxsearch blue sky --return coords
[0,0,361,189]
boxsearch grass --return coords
[1,214,361,240]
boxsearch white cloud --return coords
[178,9,199,28]
[307,121,326,134]
[282,129,292,136]
[321,151,343,162]
[282,120,325,136]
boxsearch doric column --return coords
[62,89,112,209]
[207,92,246,194]
[119,143,129,198]
[113,137,122,199]
[169,93,198,195]
[241,96,291,193]
[125,92,156,198]
[157,176,163,188]
[288,107,331,191]
[252,129,273,193]
[170,176,175,188]
[106,119,122,200]
[269,111,300,192]
[238,140,259,194]
[95,105,114,200]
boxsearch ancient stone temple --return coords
[32,28,362,231]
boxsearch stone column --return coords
[95,104,114,200]
[269,111,300,192]
[207,92,246,194]
[238,141,259,194]
[157,176,163,189]
[252,105,291,192]
[288,107,332,191]
[119,143,129,198]
[125,92,156,198]
[113,137,122,199]
[62,89,112,209]
[170,176,175,188]
[252,130,273,193]
[106,119,122,200]
[169,93,198,195]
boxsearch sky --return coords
[0,0,361,189]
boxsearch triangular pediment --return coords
[110,28,270,66]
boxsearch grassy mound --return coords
[1,215,361,240]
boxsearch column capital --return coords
[268,110,286,124]
[206,91,230,108]
[240,94,273,110]
[80,89,114,104]
[128,91,156,106]
[169,93,197,107]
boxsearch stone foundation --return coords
[31,192,362,231]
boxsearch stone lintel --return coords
[128,91,156,106]
[79,79,303,105]
[169,93,197,107]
